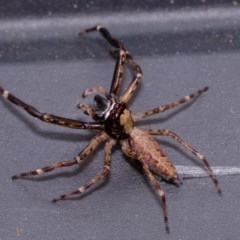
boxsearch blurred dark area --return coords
[0,0,240,63]
[0,0,238,18]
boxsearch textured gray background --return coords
[0,1,240,239]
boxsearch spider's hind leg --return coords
[148,129,221,194]
[141,159,170,233]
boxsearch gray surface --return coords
[1,2,240,240]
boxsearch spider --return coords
[0,26,221,232]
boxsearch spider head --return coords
[81,88,134,139]
[92,94,113,121]
[97,94,134,140]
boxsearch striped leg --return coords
[141,159,169,233]
[148,129,221,194]
[134,87,209,121]
[77,103,95,118]
[77,85,108,118]
[0,85,103,130]
[52,138,116,202]
[82,86,108,98]
[120,52,143,104]
[12,132,108,179]
[79,26,127,95]
[110,49,127,95]
[80,26,142,99]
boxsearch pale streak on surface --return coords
[176,165,240,178]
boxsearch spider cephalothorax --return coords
[103,100,133,139]
[0,26,221,232]
[83,91,134,139]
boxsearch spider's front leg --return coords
[80,26,127,95]
[134,87,209,121]
[0,85,103,130]
[120,52,143,104]
[53,138,116,202]
[12,132,109,179]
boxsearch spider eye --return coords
[94,95,109,111]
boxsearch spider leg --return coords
[121,139,169,232]
[12,132,108,179]
[148,129,222,194]
[121,139,138,159]
[120,52,143,103]
[0,85,103,130]
[80,26,127,95]
[109,49,127,95]
[77,103,94,117]
[133,87,209,121]
[79,25,124,49]
[52,138,116,202]
[82,86,108,98]
[141,159,169,233]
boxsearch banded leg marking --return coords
[77,103,95,118]
[80,26,143,99]
[110,49,127,95]
[148,129,221,194]
[0,85,103,130]
[79,25,125,49]
[12,132,109,179]
[82,86,108,98]
[80,26,127,95]
[141,160,169,233]
[120,52,143,103]
[134,87,209,121]
[12,160,78,179]
[53,138,116,202]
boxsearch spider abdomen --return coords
[129,128,180,182]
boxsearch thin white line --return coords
[176,165,240,178]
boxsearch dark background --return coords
[0,1,240,239]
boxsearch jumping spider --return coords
[0,26,221,232]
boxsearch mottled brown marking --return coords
[120,109,133,134]
[129,128,180,182]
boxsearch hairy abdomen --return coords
[128,128,179,182]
